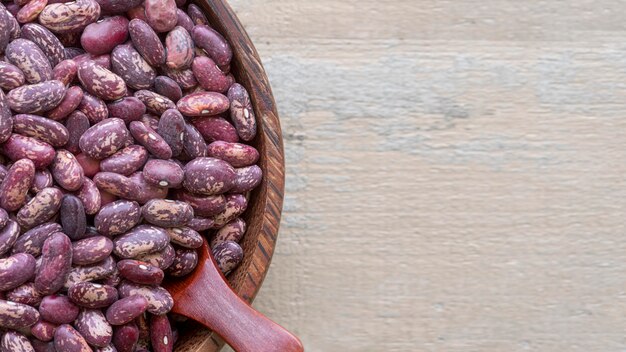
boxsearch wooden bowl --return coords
[174,1,285,351]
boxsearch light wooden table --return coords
[225,1,626,351]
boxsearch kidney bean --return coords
[96,0,144,14]
[161,66,197,89]
[20,23,67,67]
[113,225,169,259]
[94,200,141,236]
[17,187,64,230]
[192,25,232,67]
[143,199,193,228]
[167,227,202,249]
[75,309,112,347]
[5,38,53,84]
[68,282,118,309]
[0,158,35,211]
[183,157,235,196]
[174,8,193,32]
[117,260,164,286]
[72,236,114,266]
[12,222,61,257]
[7,80,66,114]
[101,145,148,176]
[227,83,257,141]
[2,134,57,170]
[180,123,206,160]
[193,56,234,93]
[0,61,25,90]
[80,118,130,159]
[166,248,198,277]
[12,115,68,148]
[78,61,128,101]
[207,141,260,168]
[1,331,34,351]
[177,91,230,117]
[186,216,215,232]
[54,324,92,352]
[129,121,173,160]
[35,232,72,295]
[31,340,56,352]
[46,86,84,121]
[106,294,148,325]
[52,59,78,86]
[81,16,129,55]
[140,114,160,131]
[0,220,18,257]
[144,0,177,33]
[63,256,116,289]
[7,282,42,306]
[110,43,156,90]
[127,19,165,67]
[118,282,173,315]
[212,241,244,274]
[95,344,118,352]
[30,170,53,194]
[187,4,208,26]
[191,116,239,143]
[231,165,263,194]
[154,76,183,102]
[135,243,175,270]
[0,7,10,54]
[64,111,90,154]
[39,0,101,34]
[157,109,185,157]
[52,150,85,191]
[112,322,139,352]
[143,159,184,188]
[0,299,40,329]
[165,26,194,70]
[60,195,87,240]
[150,314,173,352]
[0,253,36,291]
[31,320,57,342]
[211,218,246,247]
[74,177,101,215]
[0,91,12,145]
[78,92,109,124]
[93,172,138,202]
[39,295,79,324]
[134,90,176,115]
[107,97,146,124]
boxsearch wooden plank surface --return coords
[224,1,626,351]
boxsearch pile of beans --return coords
[0,0,262,350]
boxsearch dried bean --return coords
[128,171,168,205]
[12,222,61,257]
[31,320,57,342]
[35,232,72,295]
[118,282,173,315]
[177,91,230,117]
[166,248,198,277]
[75,309,112,347]
[134,90,176,115]
[111,43,156,90]
[72,236,114,265]
[129,121,173,159]
[94,200,141,236]
[31,340,56,352]
[210,218,246,247]
[161,66,197,89]
[101,145,148,176]
[212,241,243,274]
[144,0,177,33]
[2,134,56,169]
[39,295,79,324]
[191,116,239,143]
[135,244,175,270]
[128,19,165,67]
[231,165,263,193]
[79,118,130,159]
[39,0,101,34]
[183,157,235,195]
[117,260,164,286]
[142,199,193,228]
[154,76,183,102]
[165,26,194,70]
[212,194,249,228]
[46,86,84,121]
[64,111,91,154]
[193,56,234,93]
[94,172,140,200]
[167,227,202,249]
[186,216,214,232]
[1,331,34,351]
[191,25,232,67]
[182,123,207,159]
[150,314,173,352]
[5,38,53,84]
[143,159,184,188]
[51,150,85,191]
[13,114,69,147]
[52,59,78,86]
[0,158,35,211]
[228,83,257,141]
[176,8,194,33]
[106,294,148,325]
[7,80,66,114]
[78,92,109,124]
[0,299,40,329]
[113,225,169,259]
[187,4,208,26]
[74,177,102,215]
[112,322,139,352]
[0,91,12,144]
[0,61,25,90]
[53,324,92,352]
[81,16,129,55]
[0,253,37,291]
[60,195,87,240]
[16,187,64,229]
[63,256,116,289]
[78,61,128,101]
[156,109,186,158]
[6,283,43,306]
[107,97,146,124]
[68,282,118,308]
[207,141,260,168]
[20,23,66,67]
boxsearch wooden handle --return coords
[171,244,303,352]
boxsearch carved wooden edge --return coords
[176,1,286,351]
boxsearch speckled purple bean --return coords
[186,216,214,232]
[117,259,164,286]
[182,123,207,159]
[134,90,176,115]
[53,324,92,352]
[0,158,35,211]
[31,339,56,352]
[72,236,114,266]
[20,23,67,67]
[128,172,168,204]
[0,7,10,54]
[39,295,79,324]
[228,83,257,141]
[96,0,143,14]
[0,91,12,145]
[78,61,128,101]
[5,38,53,84]
[52,150,85,191]
[81,16,129,55]
[191,116,239,143]
[68,282,118,309]
[1,331,34,351]
[46,86,84,121]
[31,320,57,342]
[144,0,177,33]
[14,114,70,147]
[39,0,101,34]
[183,157,235,195]
[7,80,66,114]
[176,8,194,32]
[165,26,194,70]
[94,200,141,236]
[60,195,87,240]
[117,282,173,315]
[12,222,61,257]
[129,121,173,160]
[2,134,56,169]
[35,232,72,295]
[78,92,109,124]
[161,66,197,89]
[154,76,183,102]
[101,145,149,176]
[0,299,39,329]
[74,177,102,215]
[231,165,263,194]
[128,19,165,67]
[166,247,198,277]
[212,194,249,228]
[142,159,184,188]
[93,172,139,200]
[63,256,116,289]
[191,25,232,67]
[177,91,230,117]
[111,43,156,90]
[52,59,78,86]
[106,97,146,124]
[112,322,139,352]
[193,56,234,93]
[0,219,16,256]
[105,295,148,325]
[0,253,36,291]
[64,111,90,154]
[79,118,130,159]
[149,314,173,352]
[113,225,169,259]
[207,141,260,168]
[0,61,25,90]
[186,4,208,26]
[141,114,160,131]
[212,241,243,274]
[16,0,47,23]
[17,187,64,230]
[142,199,193,228]
[157,109,185,157]
[75,309,113,348]
[210,218,246,247]
[167,227,202,249]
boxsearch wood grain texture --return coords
[223,1,626,351]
